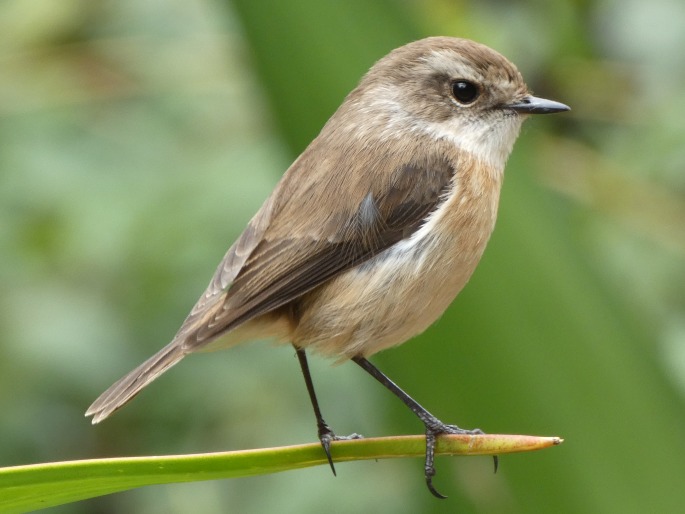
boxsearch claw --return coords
[423,422,497,498]
[319,430,337,476]
[318,428,364,476]
[426,474,448,499]
[350,357,497,498]
[424,431,448,499]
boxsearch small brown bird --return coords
[87,36,569,497]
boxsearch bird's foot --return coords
[318,425,364,476]
[424,422,498,499]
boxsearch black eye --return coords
[451,80,479,104]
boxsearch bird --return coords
[86,36,570,498]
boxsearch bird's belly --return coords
[293,204,496,359]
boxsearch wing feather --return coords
[183,156,456,348]
[87,149,458,422]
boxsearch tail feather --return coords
[86,341,186,424]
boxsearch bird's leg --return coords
[352,356,497,499]
[295,347,362,475]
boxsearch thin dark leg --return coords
[352,356,497,499]
[295,347,338,475]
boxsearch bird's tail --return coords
[85,341,186,424]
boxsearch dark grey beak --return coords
[508,95,570,114]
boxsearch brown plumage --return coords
[86,36,569,497]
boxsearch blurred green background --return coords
[1,0,685,512]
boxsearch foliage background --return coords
[1,0,684,512]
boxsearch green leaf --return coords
[0,434,560,513]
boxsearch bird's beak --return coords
[508,95,570,114]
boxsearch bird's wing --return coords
[182,152,456,349]
[86,148,456,423]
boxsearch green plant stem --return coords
[0,433,561,513]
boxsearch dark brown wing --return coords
[187,159,455,347]
[86,155,455,423]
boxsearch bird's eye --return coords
[451,80,479,105]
